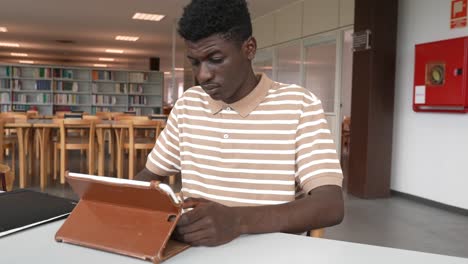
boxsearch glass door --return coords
[303,32,341,150]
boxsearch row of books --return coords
[1,105,10,112]
[14,94,52,104]
[129,72,148,83]
[54,94,79,104]
[0,79,9,89]
[0,67,10,77]
[92,95,117,105]
[91,83,127,94]
[33,68,52,78]
[92,107,112,113]
[35,80,52,90]
[10,67,53,79]
[92,70,114,81]
[129,84,144,94]
[53,69,74,79]
[1,93,10,103]
[54,81,79,92]
[129,95,147,105]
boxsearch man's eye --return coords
[190,60,200,66]
[210,58,224,64]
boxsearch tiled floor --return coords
[5,150,468,259]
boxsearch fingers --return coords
[177,204,206,226]
[177,216,210,234]
[182,197,208,209]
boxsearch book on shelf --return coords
[33,68,52,78]
[129,83,143,93]
[11,80,21,90]
[55,81,78,92]
[54,94,77,104]
[0,67,10,77]
[130,95,147,105]
[114,83,127,93]
[128,72,148,83]
[92,70,113,81]
[92,95,117,105]
[1,93,10,103]
[53,69,74,79]
[12,67,21,78]
[35,80,52,90]
[0,79,9,89]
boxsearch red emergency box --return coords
[413,37,468,113]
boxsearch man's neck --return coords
[224,70,259,104]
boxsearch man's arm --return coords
[175,185,344,246]
[135,167,169,184]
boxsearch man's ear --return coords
[243,36,257,61]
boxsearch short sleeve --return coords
[295,98,343,194]
[145,107,181,176]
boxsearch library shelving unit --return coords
[0,64,164,116]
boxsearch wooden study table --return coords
[3,122,32,189]
[4,119,113,189]
[31,119,113,188]
[0,220,467,264]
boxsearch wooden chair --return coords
[309,229,325,238]
[341,116,351,154]
[0,163,13,191]
[116,119,163,180]
[0,118,17,181]
[53,118,98,184]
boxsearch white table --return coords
[1,220,467,264]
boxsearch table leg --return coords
[17,127,26,188]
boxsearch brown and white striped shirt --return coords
[146,73,343,207]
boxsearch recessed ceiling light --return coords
[19,60,34,64]
[99,58,115,62]
[0,27,7,32]
[11,53,28,57]
[132,12,165,21]
[174,68,184,71]
[0,42,19,47]
[105,49,124,54]
[115,35,139,42]
[164,72,170,75]
[94,64,107,67]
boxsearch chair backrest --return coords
[55,111,71,118]
[0,112,28,119]
[53,118,98,147]
[114,115,149,121]
[342,116,351,132]
[0,163,13,191]
[116,119,163,146]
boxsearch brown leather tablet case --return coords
[55,172,189,263]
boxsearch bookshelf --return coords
[0,64,164,115]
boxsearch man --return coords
[136,0,344,246]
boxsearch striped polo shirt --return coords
[146,73,343,207]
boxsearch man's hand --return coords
[174,198,242,247]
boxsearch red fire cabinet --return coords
[413,36,468,113]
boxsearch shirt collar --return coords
[206,73,273,117]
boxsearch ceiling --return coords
[0,0,298,72]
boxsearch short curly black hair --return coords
[178,0,252,44]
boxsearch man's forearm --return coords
[234,185,344,234]
[135,167,168,183]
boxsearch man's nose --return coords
[197,62,213,84]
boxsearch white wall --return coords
[253,0,354,48]
[393,0,468,209]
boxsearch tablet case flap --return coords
[55,173,189,263]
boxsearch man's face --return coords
[186,35,254,104]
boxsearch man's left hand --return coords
[174,198,242,246]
